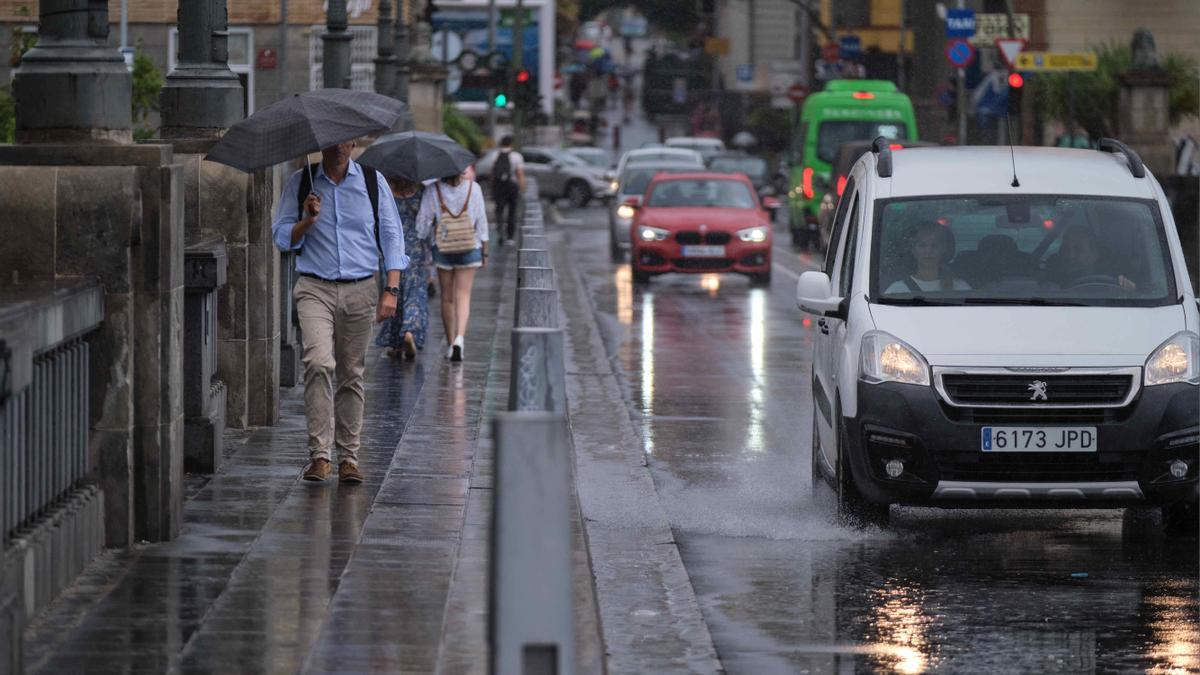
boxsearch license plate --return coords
[681,245,726,257]
[981,427,1097,452]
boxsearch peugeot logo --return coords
[1028,380,1049,401]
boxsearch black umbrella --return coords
[205,89,407,175]
[357,131,476,183]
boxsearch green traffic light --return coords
[493,93,508,107]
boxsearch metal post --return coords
[394,3,410,101]
[507,329,566,413]
[517,266,553,290]
[518,249,550,268]
[515,288,559,328]
[486,0,498,137]
[512,0,525,146]
[490,412,574,675]
[160,0,246,137]
[896,0,906,92]
[279,0,289,97]
[323,0,352,89]
[375,0,396,96]
[955,0,966,145]
[120,0,129,54]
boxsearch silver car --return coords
[608,160,705,262]
[476,146,611,207]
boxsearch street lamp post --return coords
[323,0,353,89]
[395,3,411,101]
[375,0,396,96]
[160,0,245,138]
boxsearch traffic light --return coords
[515,68,531,84]
[493,91,508,108]
[1007,72,1024,89]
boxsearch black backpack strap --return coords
[362,165,381,252]
[294,162,320,257]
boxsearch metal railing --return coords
[490,177,575,675]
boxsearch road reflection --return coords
[640,290,655,454]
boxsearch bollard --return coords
[518,249,550,269]
[515,288,559,329]
[517,266,554,290]
[490,412,575,675]
[523,234,548,250]
[507,327,566,414]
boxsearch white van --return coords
[797,139,1199,531]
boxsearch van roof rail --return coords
[871,136,894,178]
[1098,138,1146,178]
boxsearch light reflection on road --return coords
[640,290,655,455]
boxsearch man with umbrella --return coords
[208,89,409,484]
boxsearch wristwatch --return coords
[384,286,401,297]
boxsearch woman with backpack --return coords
[415,168,490,361]
[375,176,431,359]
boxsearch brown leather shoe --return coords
[339,461,363,484]
[303,458,332,482]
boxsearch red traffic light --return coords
[516,69,531,84]
[1007,72,1024,89]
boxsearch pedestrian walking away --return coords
[416,169,490,362]
[376,177,432,360]
[491,136,525,243]
[271,140,408,484]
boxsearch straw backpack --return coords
[434,183,477,254]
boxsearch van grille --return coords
[940,373,1134,407]
[934,450,1143,482]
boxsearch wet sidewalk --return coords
[22,247,516,673]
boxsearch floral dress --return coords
[376,187,431,350]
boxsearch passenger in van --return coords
[885,221,972,293]
[1049,226,1137,290]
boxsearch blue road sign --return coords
[945,38,977,69]
[839,35,861,59]
[946,8,976,38]
[736,64,754,83]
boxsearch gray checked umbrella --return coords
[205,88,408,172]
[357,131,476,183]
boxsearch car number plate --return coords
[981,427,1097,452]
[681,245,726,257]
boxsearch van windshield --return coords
[870,195,1177,307]
[817,121,907,163]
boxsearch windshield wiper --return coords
[875,296,963,306]
[962,298,1088,307]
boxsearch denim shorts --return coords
[432,246,483,270]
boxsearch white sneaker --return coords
[451,335,464,362]
[446,344,455,360]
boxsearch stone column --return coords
[159,0,245,138]
[394,6,411,101]
[1117,31,1175,175]
[11,0,132,143]
[375,0,396,96]
[323,0,353,89]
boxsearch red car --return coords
[629,172,778,286]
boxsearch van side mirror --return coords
[796,271,845,318]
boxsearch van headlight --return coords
[736,225,769,243]
[1145,332,1200,385]
[617,204,636,220]
[861,331,930,386]
[638,225,669,242]
[610,181,620,192]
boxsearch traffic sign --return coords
[1015,51,1098,72]
[944,39,977,69]
[946,8,976,38]
[995,38,1027,68]
[839,35,861,59]
[969,13,1030,45]
[787,83,809,104]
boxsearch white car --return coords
[665,136,726,165]
[614,147,704,182]
[797,139,1199,531]
[476,146,611,207]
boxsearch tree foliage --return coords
[131,50,164,139]
[746,104,791,154]
[0,89,14,143]
[443,104,485,155]
[1033,42,1199,138]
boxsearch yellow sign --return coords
[1015,51,1098,72]
[704,37,730,56]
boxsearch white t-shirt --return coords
[415,179,490,248]
[885,276,971,294]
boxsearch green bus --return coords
[788,80,917,248]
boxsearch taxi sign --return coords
[1015,51,1098,72]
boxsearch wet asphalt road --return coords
[559,201,1199,674]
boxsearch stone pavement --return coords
[20,234,602,674]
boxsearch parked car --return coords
[665,136,726,165]
[814,139,936,253]
[476,146,611,207]
[797,139,1199,531]
[566,147,616,197]
[628,171,779,285]
[608,160,704,262]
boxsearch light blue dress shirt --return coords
[272,160,409,279]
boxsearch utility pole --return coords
[512,0,525,147]
[486,0,498,138]
[395,1,410,101]
[322,0,352,89]
[279,0,289,97]
[955,0,967,145]
[896,0,906,92]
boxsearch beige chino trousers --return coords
[294,275,378,466]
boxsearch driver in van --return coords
[885,221,972,293]
[1050,226,1137,290]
